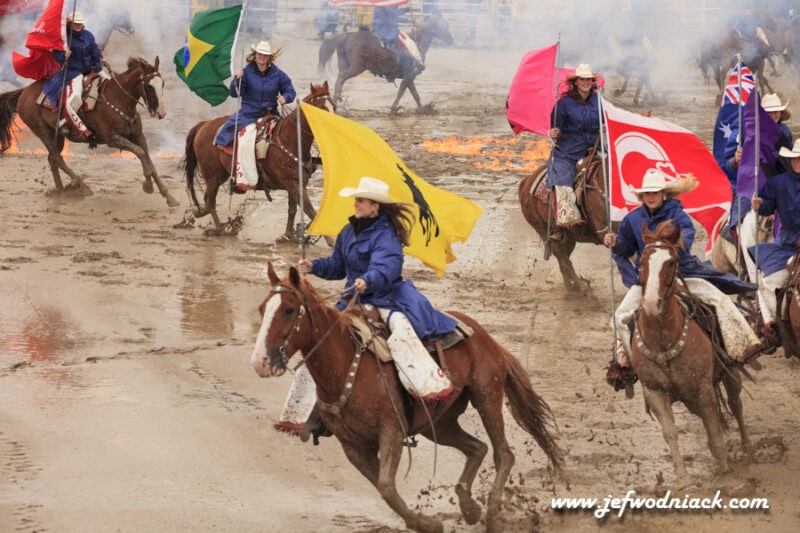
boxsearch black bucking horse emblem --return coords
[397,163,440,246]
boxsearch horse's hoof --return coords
[276,233,296,244]
[142,179,154,194]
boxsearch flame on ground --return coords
[422,135,551,172]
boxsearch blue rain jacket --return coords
[214,62,295,146]
[43,28,103,106]
[612,198,755,294]
[750,168,800,275]
[311,215,456,338]
[548,91,600,187]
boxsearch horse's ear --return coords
[153,56,160,71]
[289,266,302,288]
[323,80,329,90]
[667,221,682,244]
[267,261,280,285]
[641,221,655,243]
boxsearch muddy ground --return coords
[1,29,800,533]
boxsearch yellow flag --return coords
[302,103,483,277]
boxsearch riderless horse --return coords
[182,82,334,238]
[0,56,177,206]
[317,11,453,114]
[251,263,563,532]
[635,221,751,485]
[518,150,610,294]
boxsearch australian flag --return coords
[712,62,756,193]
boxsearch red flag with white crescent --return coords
[604,98,732,254]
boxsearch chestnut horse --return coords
[0,56,177,206]
[635,221,751,485]
[182,82,334,237]
[518,151,610,294]
[317,12,453,113]
[772,255,800,359]
[251,264,563,532]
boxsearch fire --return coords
[110,151,181,159]
[5,117,74,156]
[422,134,551,173]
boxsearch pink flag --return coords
[604,99,732,254]
[506,44,558,136]
[507,45,606,136]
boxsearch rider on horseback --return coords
[749,140,800,352]
[603,168,764,385]
[213,41,295,194]
[548,64,601,241]
[372,5,423,79]
[279,176,456,436]
[42,12,106,138]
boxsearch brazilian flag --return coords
[173,4,243,106]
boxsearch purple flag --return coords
[735,91,782,198]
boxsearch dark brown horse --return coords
[317,12,453,113]
[182,82,334,238]
[635,221,751,485]
[518,151,610,294]
[0,56,177,206]
[251,263,563,532]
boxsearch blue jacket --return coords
[311,215,456,338]
[548,91,600,186]
[214,62,295,146]
[43,27,103,106]
[373,6,406,43]
[750,167,800,275]
[612,198,755,294]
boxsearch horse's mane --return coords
[644,220,684,252]
[126,56,149,70]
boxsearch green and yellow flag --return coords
[173,4,242,106]
[302,102,484,277]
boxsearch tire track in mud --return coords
[0,432,46,532]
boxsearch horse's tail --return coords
[318,33,348,76]
[182,121,203,210]
[503,351,564,471]
[0,89,23,153]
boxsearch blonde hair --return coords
[633,173,699,200]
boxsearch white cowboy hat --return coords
[339,176,395,204]
[566,63,599,80]
[762,93,789,112]
[67,11,87,25]
[251,41,273,55]
[633,168,669,193]
[779,139,800,159]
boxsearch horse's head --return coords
[640,221,682,315]
[302,81,336,114]
[425,12,454,46]
[250,263,319,378]
[127,56,165,119]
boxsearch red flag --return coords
[11,0,64,80]
[507,45,606,136]
[0,0,48,15]
[604,99,731,254]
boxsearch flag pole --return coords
[545,35,561,249]
[297,102,306,260]
[52,0,79,148]
[752,85,761,307]
[598,93,617,366]
[228,0,249,194]
[735,54,745,282]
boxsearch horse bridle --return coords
[642,240,680,302]
[109,67,162,112]
[269,92,335,163]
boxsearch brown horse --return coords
[772,255,800,359]
[251,263,563,533]
[317,12,453,113]
[0,56,177,206]
[518,151,610,294]
[635,221,751,485]
[182,82,334,238]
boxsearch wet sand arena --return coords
[1,30,800,533]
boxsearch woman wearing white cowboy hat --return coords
[41,10,105,138]
[749,139,800,353]
[213,40,296,193]
[277,177,457,437]
[547,63,602,241]
[602,168,762,389]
